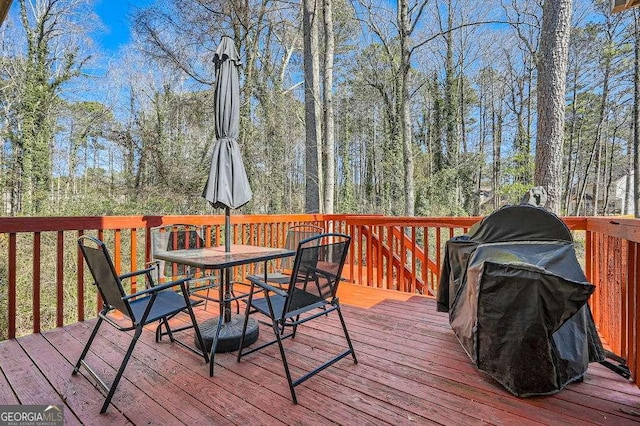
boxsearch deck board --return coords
[1,284,639,425]
[0,338,82,425]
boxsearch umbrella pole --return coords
[225,207,231,252]
[224,206,232,322]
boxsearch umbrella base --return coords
[195,315,259,353]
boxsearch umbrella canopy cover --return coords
[203,36,252,210]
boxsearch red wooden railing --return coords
[0,214,638,387]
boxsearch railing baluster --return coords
[97,229,104,312]
[130,229,137,293]
[422,226,428,295]
[348,222,355,283]
[113,229,122,277]
[56,231,64,328]
[635,241,640,383]
[411,227,417,294]
[376,225,383,288]
[33,232,41,334]
[399,226,406,292]
[366,225,373,287]
[8,233,16,339]
[358,226,364,287]
[386,225,393,290]
[77,230,84,322]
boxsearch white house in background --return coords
[615,172,635,216]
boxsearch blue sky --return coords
[93,0,153,53]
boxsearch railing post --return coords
[626,241,637,379]
[585,230,592,282]
[634,241,640,383]
[436,227,442,286]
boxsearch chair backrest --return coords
[78,236,134,319]
[281,224,324,270]
[283,233,350,316]
[151,224,207,280]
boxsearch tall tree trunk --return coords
[564,59,579,214]
[476,82,486,215]
[303,0,321,213]
[322,0,335,214]
[635,9,640,218]
[602,127,616,214]
[398,0,415,216]
[444,4,457,168]
[592,37,612,216]
[492,111,502,210]
[534,0,573,214]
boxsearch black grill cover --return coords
[438,205,605,396]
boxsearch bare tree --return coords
[635,8,640,218]
[534,0,573,214]
[322,0,336,214]
[2,0,95,215]
[303,0,322,213]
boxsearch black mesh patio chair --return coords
[247,224,324,287]
[151,224,234,316]
[237,233,357,403]
[73,236,209,414]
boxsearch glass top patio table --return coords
[152,244,295,373]
[153,244,295,270]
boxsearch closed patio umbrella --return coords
[203,35,252,237]
[201,36,256,355]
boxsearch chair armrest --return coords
[247,275,288,297]
[123,277,191,300]
[119,266,156,280]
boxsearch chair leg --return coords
[270,318,297,404]
[73,317,104,375]
[155,319,169,342]
[185,305,209,364]
[237,315,248,362]
[100,326,142,414]
[336,304,358,364]
[209,316,224,377]
[163,320,176,343]
[291,316,301,338]
[236,285,256,363]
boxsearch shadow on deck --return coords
[1,284,639,425]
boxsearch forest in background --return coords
[0,0,638,218]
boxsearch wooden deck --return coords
[1,284,639,425]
